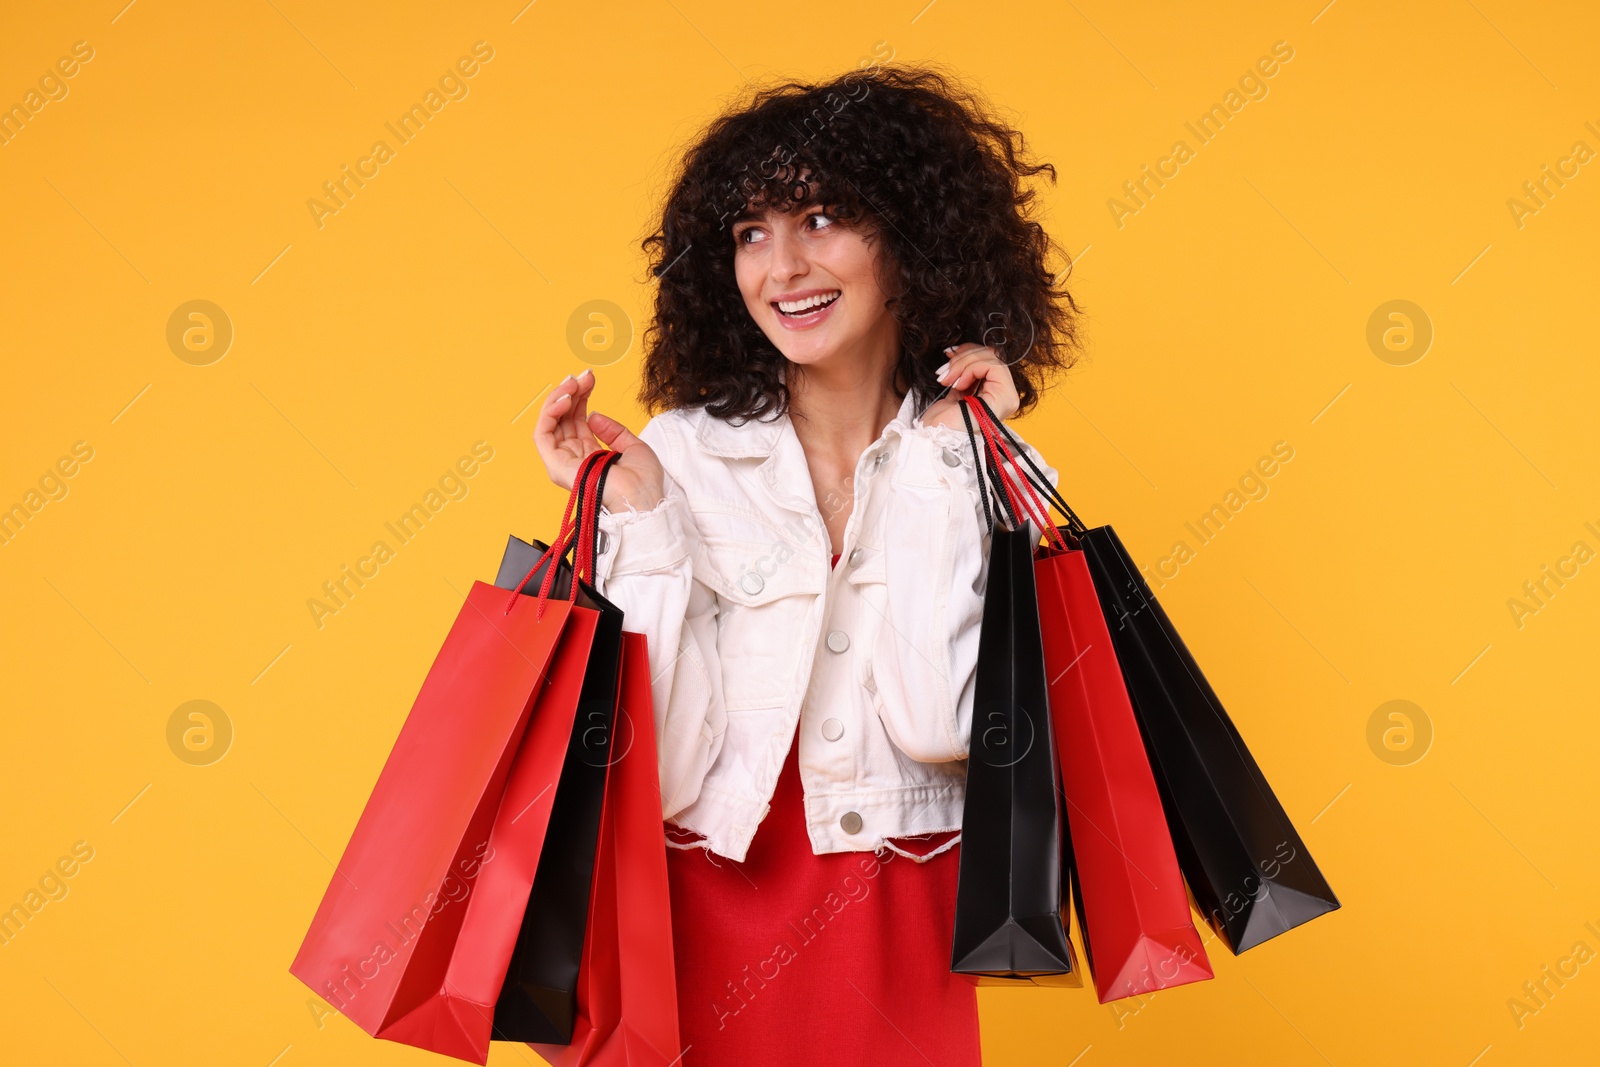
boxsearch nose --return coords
[767,224,807,287]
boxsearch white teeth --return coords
[777,290,840,314]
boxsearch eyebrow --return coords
[730,199,828,226]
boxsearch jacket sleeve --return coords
[591,417,727,821]
[867,418,1061,763]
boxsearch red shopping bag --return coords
[1036,548,1213,1002]
[406,455,631,1060]
[289,451,612,1058]
[528,630,684,1066]
[964,397,1211,1003]
[381,605,603,1057]
[287,582,581,1044]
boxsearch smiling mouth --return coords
[774,290,841,317]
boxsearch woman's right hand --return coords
[533,368,665,513]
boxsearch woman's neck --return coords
[787,359,904,554]
[786,359,905,467]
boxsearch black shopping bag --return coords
[1077,526,1339,952]
[970,397,1340,954]
[950,406,1078,986]
[489,451,626,1041]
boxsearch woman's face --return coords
[731,199,900,372]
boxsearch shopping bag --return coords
[527,630,685,1066]
[966,396,1340,953]
[492,457,626,1046]
[382,450,626,1061]
[288,451,613,1052]
[962,398,1212,1001]
[950,418,1078,986]
[1037,550,1214,1000]
[1078,524,1340,951]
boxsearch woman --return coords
[533,65,1081,1066]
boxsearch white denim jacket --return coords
[591,384,1059,864]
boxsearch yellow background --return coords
[2,0,1596,1064]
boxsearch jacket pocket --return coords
[691,533,825,710]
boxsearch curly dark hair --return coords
[635,62,1083,423]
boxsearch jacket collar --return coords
[693,365,927,459]
[690,365,933,526]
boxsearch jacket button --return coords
[840,811,862,834]
[847,546,863,567]
[826,629,850,652]
[595,528,610,554]
[941,447,963,467]
[739,571,764,595]
[872,451,887,470]
[821,717,844,741]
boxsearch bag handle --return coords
[539,449,621,615]
[959,398,1021,534]
[507,449,619,618]
[969,400,1037,534]
[970,396,1075,535]
[508,449,603,616]
[576,449,621,584]
[970,400,1071,553]
[960,395,1073,553]
[958,394,1058,548]
[966,394,1086,536]
[551,448,622,587]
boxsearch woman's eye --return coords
[734,213,832,247]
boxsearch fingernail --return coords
[935,365,950,381]
[560,373,574,384]
[579,368,593,379]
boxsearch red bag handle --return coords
[504,451,598,616]
[572,449,620,589]
[534,449,620,618]
[966,394,1088,537]
[981,411,1071,554]
[505,449,620,618]
[955,394,1052,544]
[961,395,1072,553]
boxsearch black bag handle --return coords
[564,449,622,584]
[959,398,1025,533]
[968,394,1088,538]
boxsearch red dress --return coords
[664,553,981,1066]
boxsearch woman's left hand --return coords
[919,342,1021,429]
